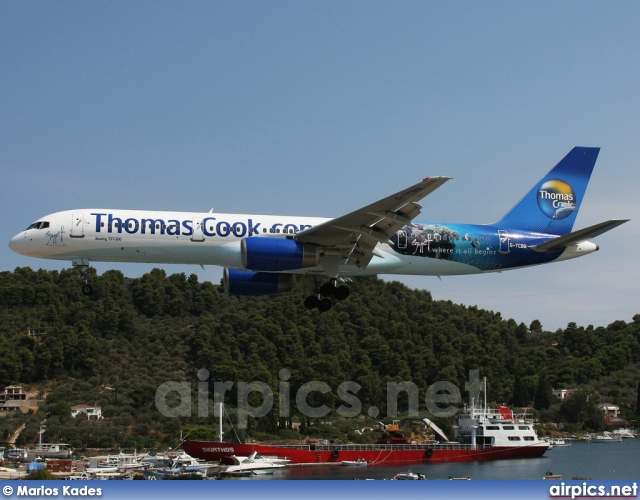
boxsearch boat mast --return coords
[218,402,224,443]
[483,377,487,414]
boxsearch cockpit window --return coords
[25,221,50,230]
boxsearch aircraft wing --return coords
[296,176,451,269]
[530,219,629,252]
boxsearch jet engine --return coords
[223,268,293,296]
[241,237,320,271]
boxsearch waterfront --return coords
[245,439,640,480]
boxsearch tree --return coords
[559,388,603,430]
[529,320,543,333]
[534,377,553,410]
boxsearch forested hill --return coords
[0,267,638,447]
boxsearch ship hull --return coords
[182,440,548,466]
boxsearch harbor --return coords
[0,437,637,480]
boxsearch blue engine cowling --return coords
[223,268,293,296]
[241,237,320,271]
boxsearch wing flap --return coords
[530,219,629,252]
[296,177,451,263]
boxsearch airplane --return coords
[9,147,629,312]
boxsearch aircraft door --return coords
[70,212,85,238]
[498,230,510,254]
[396,230,407,249]
[191,217,205,242]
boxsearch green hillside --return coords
[0,267,638,449]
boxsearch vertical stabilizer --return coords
[495,147,600,235]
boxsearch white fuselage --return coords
[9,208,597,278]
[9,209,480,275]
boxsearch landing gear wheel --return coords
[81,284,93,295]
[304,295,319,310]
[319,282,335,297]
[318,298,333,312]
[334,285,350,300]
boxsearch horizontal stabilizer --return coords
[530,219,629,252]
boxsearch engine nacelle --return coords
[241,237,320,271]
[223,268,293,296]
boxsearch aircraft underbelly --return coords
[37,241,244,268]
[347,252,480,276]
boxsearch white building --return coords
[552,389,575,400]
[71,404,103,420]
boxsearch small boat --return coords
[155,451,219,476]
[549,438,571,447]
[4,448,29,463]
[587,431,623,443]
[589,434,622,443]
[612,429,636,439]
[221,452,286,476]
[543,469,562,480]
[392,472,426,480]
[87,451,151,473]
[342,458,368,466]
[27,443,73,460]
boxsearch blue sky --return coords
[2,1,638,331]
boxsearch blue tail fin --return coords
[495,147,600,235]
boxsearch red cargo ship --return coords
[182,403,549,465]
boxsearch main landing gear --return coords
[72,258,93,295]
[304,277,350,312]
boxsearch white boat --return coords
[87,451,151,473]
[588,433,622,443]
[155,451,219,476]
[4,448,29,462]
[612,429,636,439]
[27,443,73,460]
[28,423,74,460]
[392,472,426,480]
[221,451,286,476]
[342,458,368,466]
[549,438,571,447]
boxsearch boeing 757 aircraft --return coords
[9,147,629,311]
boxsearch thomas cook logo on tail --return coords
[537,179,576,220]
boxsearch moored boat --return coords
[588,433,623,443]
[342,458,368,466]
[548,438,571,447]
[4,448,29,463]
[220,451,286,476]
[155,451,220,476]
[392,472,426,480]
[26,443,73,460]
[182,379,549,465]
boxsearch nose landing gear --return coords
[72,258,93,295]
[304,277,351,312]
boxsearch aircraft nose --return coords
[9,232,29,255]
